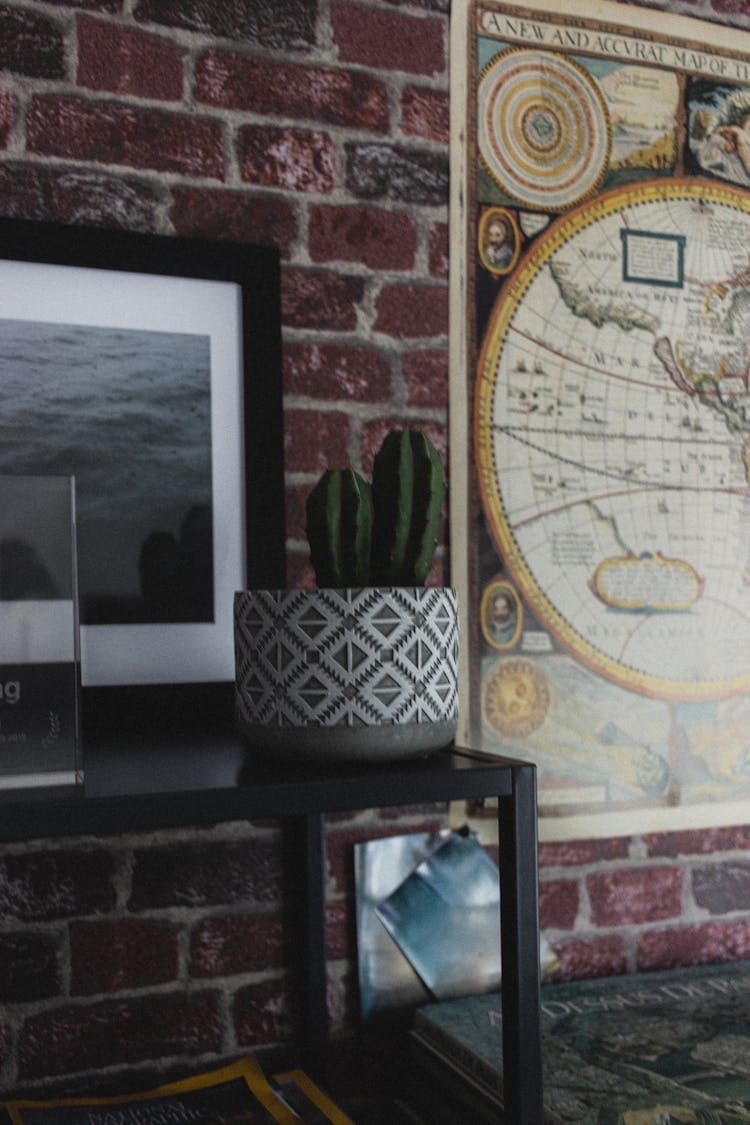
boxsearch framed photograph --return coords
[0,217,284,693]
[450,0,750,838]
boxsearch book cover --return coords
[356,827,557,1017]
[355,829,438,1018]
[376,831,506,1001]
[410,1019,564,1124]
[412,959,750,1123]
[3,1056,302,1124]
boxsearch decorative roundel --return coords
[482,658,550,738]
[478,48,611,211]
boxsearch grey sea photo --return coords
[0,317,213,626]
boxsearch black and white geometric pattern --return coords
[234,587,458,732]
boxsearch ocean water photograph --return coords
[0,317,213,627]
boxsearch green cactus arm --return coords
[306,469,373,587]
[408,430,446,585]
[371,428,446,586]
[341,469,374,585]
[371,430,414,586]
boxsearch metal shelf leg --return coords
[497,763,544,1123]
[301,811,328,1079]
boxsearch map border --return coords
[449,0,750,840]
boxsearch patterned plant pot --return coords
[234,587,459,762]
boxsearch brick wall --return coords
[1,0,750,1100]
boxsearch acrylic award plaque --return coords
[0,474,81,789]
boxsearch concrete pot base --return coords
[235,717,457,763]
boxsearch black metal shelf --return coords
[0,737,516,837]
[0,732,544,1123]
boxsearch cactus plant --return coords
[305,428,446,588]
[238,427,457,760]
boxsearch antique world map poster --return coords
[450,0,750,837]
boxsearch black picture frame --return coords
[0,217,285,732]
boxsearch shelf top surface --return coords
[0,725,531,842]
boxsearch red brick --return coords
[234,977,300,1046]
[637,920,750,972]
[48,0,120,8]
[539,879,579,931]
[284,409,351,475]
[0,161,160,229]
[426,554,446,587]
[309,205,416,270]
[403,349,448,408]
[549,935,627,983]
[346,141,448,204]
[284,343,391,402]
[0,849,115,921]
[70,920,179,995]
[711,0,750,15]
[170,188,297,256]
[693,861,750,913]
[27,95,224,179]
[327,807,447,831]
[331,3,445,75]
[197,51,388,132]
[287,552,315,590]
[326,900,353,961]
[286,483,311,546]
[0,933,60,1003]
[134,0,316,48]
[538,836,630,867]
[374,283,448,338]
[402,86,449,142]
[0,89,12,147]
[645,825,750,856]
[429,220,448,279]
[384,0,449,9]
[129,837,283,910]
[77,16,183,99]
[191,913,283,977]
[0,6,65,79]
[282,268,365,330]
[19,993,222,1078]
[239,125,335,193]
[588,866,683,926]
[327,965,356,1029]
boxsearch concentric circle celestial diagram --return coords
[478,48,611,210]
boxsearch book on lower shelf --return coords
[406,959,750,1123]
[1,1054,354,1125]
